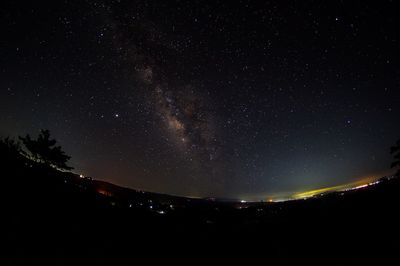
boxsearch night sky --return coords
[1,1,399,199]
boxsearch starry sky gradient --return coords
[1,0,399,199]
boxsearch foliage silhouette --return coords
[391,139,400,176]
[0,136,21,154]
[19,129,73,170]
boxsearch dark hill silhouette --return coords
[1,133,399,265]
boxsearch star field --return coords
[0,0,399,199]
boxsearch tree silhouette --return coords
[19,129,73,170]
[0,137,21,152]
[390,139,400,176]
[0,137,22,160]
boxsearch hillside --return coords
[2,146,399,265]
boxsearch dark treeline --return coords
[391,139,400,176]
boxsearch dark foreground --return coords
[2,152,399,265]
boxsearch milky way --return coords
[107,9,224,169]
[0,0,399,199]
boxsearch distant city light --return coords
[293,177,382,200]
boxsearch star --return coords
[0,0,398,199]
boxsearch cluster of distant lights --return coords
[238,179,385,203]
[130,200,170,215]
[66,173,396,219]
[82,171,389,207]
[75,173,169,214]
[96,188,171,215]
[290,179,382,201]
[94,181,383,207]
[338,180,381,192]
